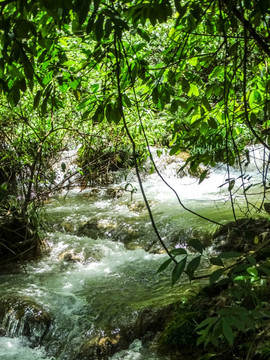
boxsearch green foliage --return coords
[159,308,199,349]
[195,305,267,348]
[1,1,270,356]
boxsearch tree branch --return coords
[223,0,270,57]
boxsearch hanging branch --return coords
[120,43,224,227]
[113,34,177,264]
[223,0,270,58]
[219,0,238,222]
[241,5,270,151]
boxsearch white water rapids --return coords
[0,146,269,360]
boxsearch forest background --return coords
[1,0,270,359]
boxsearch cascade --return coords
[0,146,268,359]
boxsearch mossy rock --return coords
[77,303,176,360]
[77,333,124,360]
[105,187,124,199]
[127,201,146,213]
[0,294,51,346]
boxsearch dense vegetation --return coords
[1,0,270,358]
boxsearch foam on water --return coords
[0,338,54,360]
[109,339,170,360]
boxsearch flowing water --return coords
[0,146,268,360]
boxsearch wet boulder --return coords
[62,222,76,233]
[127,201,146,213]
[77,219,103,240]
[0,294,51,346]
[77,332,124,360]
[76,303,176,360]
[58,251,81,262]
[105,187,124,199]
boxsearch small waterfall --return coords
[1,297,51,347]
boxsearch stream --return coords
[0,146,268,360]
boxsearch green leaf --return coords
[178,100,188,110]
[21,53,34,80]
[189,83,199,97]
[152,86,159,104]
[93,104,104,123]
[78,97,91,110]
[228,179,235,190]
[61,162,66,172]
[86,14,96,34]
[210,268,224,285]
[174,2,188,19]
[230,315,246,332]
[170,248,187,256]
[219,252,241,259]
[111,104,122,124]
[208,117,217,129]
[17,78,26,92]
[105,19,113,37]
[105,103,113,122]
[137,27,150,42]
[196,316,218,331]
[9,85,20,106]
[246,267,258,277]
[210,256,224,267]
[95,15,104,42]
[69,80,79,90]
[186,255,201,280]
[33,90,42,109]
[189,238,204,254]
[199,170,208,185]
[78,0,91,25]
[157,257,173,273]
[172,257,187,286]
[170,99,179,113]
[222,318,234,346]
[249,89,262,106]
[258,265,270,276]
[202,96,211,111]
[211,318,222,347]
[181,78,190,94]
[41,97,48,115]
[122,94,131,108]
[169,144,181,156]
[231,263,250,275]
[149,9,157,26]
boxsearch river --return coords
[0,146,267,359]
